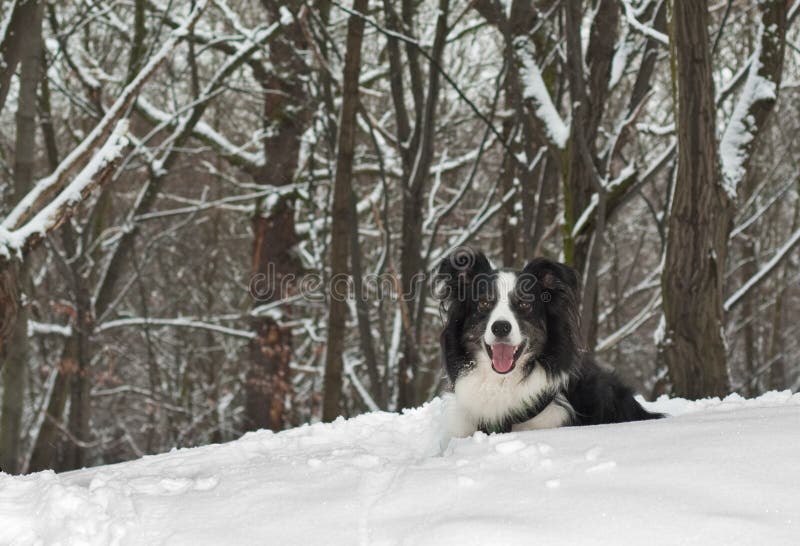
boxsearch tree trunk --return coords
[0,0,41,113]
[658,0,731,398]
[0,0,42,474]
[562,0,619,351]
[245,1,310,431]
[397,0,450,409]
[61,248,94,470]
[321,0,369,422]
[247,202,301,431]
[741,239,759,396]
[347,185,382,406]
[0,262,27,474]
[766,185,799,390]
[27,359,70,472]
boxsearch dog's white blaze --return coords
[512,396,573,431]
[451,352,566,434]
[484,271,522,346]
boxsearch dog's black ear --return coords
[521,257,580,297]
[522,257,582,354]
[522,257,579,292]
[434,247,492,308]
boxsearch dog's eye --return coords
[477,299,492,312]
[517,301,532,312]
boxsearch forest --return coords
[1,0,798,475]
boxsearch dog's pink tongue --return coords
[491,344,515,373]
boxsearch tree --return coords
[658,0,787,398]
[381,0,451,408]
[245,0,311,432]
[321,0,369,421]
[0,0,42,474]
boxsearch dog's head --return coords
[435,247,581,381]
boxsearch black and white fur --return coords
[436,247,660,436]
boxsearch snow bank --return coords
[2,391,799,545]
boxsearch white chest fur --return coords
[448,353,568,435]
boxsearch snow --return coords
[2,391,799,545]
[572,193,599,238]
[620,0,668,46]
[136,97,264,170]
[97,317,255,340]
[27,320,73,338]
[719,21,778,201]
[1,120,130,258]
[279,6,293,26]
[0,1,15,69]
[608,37,633,90]
[516,38,569,149]
[1,0,206,234]
[571,164,635,239]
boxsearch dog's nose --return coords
[491,320,511,338]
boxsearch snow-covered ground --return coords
[2,391,799,546]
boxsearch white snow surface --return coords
[2,391,799,545]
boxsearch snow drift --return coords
[2,391,799,545]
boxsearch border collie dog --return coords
[436,247,660,436]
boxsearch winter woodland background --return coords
[0,0,799,475]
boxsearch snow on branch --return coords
[296,182,383,235]
[620,0,668,46]
[719,5,785,200]
[27,321,73,338]
[515,37,569,149]
[596,292,661,353]
[145,18,279,176]
[1,121,130,259]
[571,163,637,238]
[1,0,208,232]
[344,356,380,412]
[725,225,800,311]
[136,97,264,171]
[98,317,256,340]
[0,1,15,49]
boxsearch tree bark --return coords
[562,0,619,351]
[0,262,27,473]
[62,274,93,470]
[247,201,302,431]
[658,0,730,398]
[245,1,310,431]
[321,0,369,421]
[659,0,786,399]
[347,184,382,406]
[767,195,798,390]
[397,0,450,409]
[0,0,41,113]
[0,0,42,474]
